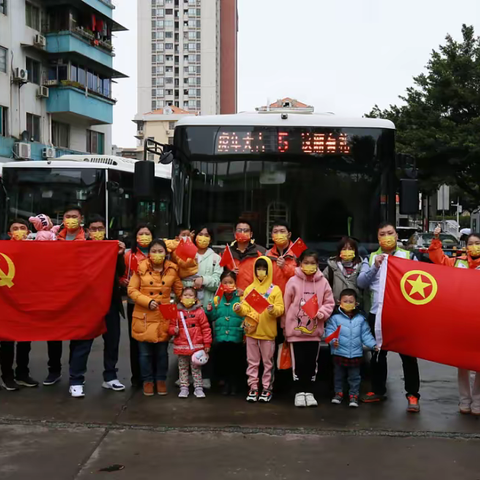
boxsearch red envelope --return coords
[301,294,319,319]
[244,289,270,315]
[289,238,308,258]
[324,326,341,344]
[158,303,178,320]
[175,238,198,261]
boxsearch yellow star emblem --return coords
[400,270,438,305]
[407,275,431,298]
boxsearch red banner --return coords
[376,256,480,371]
[0,241,118,341]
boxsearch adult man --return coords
[0,219,39,391]
[357,222,421,413]
[229,220,265,294]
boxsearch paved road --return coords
[1,324,479,479]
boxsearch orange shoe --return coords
[143,382,154,396]
[360,392,387,403]
[156,380,168,396]
[406,395,420,413]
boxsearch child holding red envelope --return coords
[283,250,335,408]
[233,257,284,403]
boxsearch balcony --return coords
[81,0,114,18]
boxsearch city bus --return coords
[172,109,408,261]
[0,155,172,241]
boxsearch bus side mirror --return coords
[399,179,419,215]
[134,161,155,200]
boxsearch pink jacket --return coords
[282,267,335,342]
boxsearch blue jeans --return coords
[103,304,121,382]
[69,339,94,386]
[138,342,169,383]
[334,362,361,397]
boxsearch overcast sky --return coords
[112,0,480,147]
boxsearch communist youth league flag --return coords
[0,241,118,341]
[375,256,480,371]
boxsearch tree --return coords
[367,25,480,204]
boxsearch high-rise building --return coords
[137,0,237,118]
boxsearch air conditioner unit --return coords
[37,86,49,98]
[42,147,56,159]
[13,68,28,83]
[34,34,46,48]
[44,79,59,87]
[14,142,31,160]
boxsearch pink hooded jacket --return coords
[282,267,335,342]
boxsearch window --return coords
[152,100,157,110]
[26,113,41,142]
[157,77,164,86]
[165,43,173,50]
[157,43,164,51]
[157,31,165,40]
[188,43,196,51]
[26,57,40,84]
[25,2,40,30]
[0,46,6,73]
[152,32,156,40]
[165,77,173,84]
[152,88,156,97]
[166,8,173,14]
[0,0,6,15]
[52,121,69,148]
[165,31,173,38]
[0,106,7,136]
[157,100,165,108]
[157,66,165,74]
[168,121,176,130]
[156,20,164,28]
[157,54,164,63]
[188,77,195,85]
[165,20,173,27]
[188,100,196,109]
[157,8,164,16]
[86,130,104,154]
[188,31,196,40]
[157,89,164,97]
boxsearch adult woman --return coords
[128,238,183,396]
[122,223,154,387]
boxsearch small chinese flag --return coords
[220,244,236,271]
[301,294,319,319]
[214,283,225,300]
[324,326,341,344]
[289,238,308,257]
[244,289,270,315]
[175,238,198,262]
[158,303,178,320]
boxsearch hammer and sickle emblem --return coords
[0,253,16,288]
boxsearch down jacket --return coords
[169,303,212,356]
[325,309,376,358]
[128,258,184,343]
[207,291,244,343]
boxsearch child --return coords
[234,256,284,403]
[283,249,335,407]
[170,287,212,399]
[207,271,245,395]
[325,289,378,408]
[166,226,200,281]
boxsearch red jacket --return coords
[57,228,86,241]
[266,243,297,294]
[169,303,212,356]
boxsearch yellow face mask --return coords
[12,230,27,241]
[379,235,396,250]
[195,235,210,249]
[150,253,165,265]
[256,270,267,280]
[301,264,317,276]
[272,233,289,247]
[91,231,106,241]
[138,234,152,247]
[64,218,79,231]
[340,302,356,312]
[182,297,196,308]
[340,249,355,261]
[468,245,480,258]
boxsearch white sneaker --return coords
[178,387,189,398]
[294,392,306,407]
[194,387,206,398]
[69,385,85,398]
[305,393,318,407]
[102,380,126,392]
[203,378,212,389]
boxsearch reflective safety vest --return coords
[454,259,469,269]
[369,247,411,267]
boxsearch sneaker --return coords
[246,389,259,403]
[471,404,480,416]
[331,392,344,404]
[102,380,126,392]
[178,386,189,398]
[360,392,386,403]
[203,378,212,390]
[406,395,420,413]
[459,403,472,415]
[294,392,306,407]
[305,392,318,407]
[156,380,168,396]
[2,378,19,391]
[15,376,39,388]
[258,389,273,403]
[194,387,206,398]
[143,382,154,397]
[69,385,85,398]
[43,372,62,386]
[349,395,359,408]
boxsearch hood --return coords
[251,256,274,294]
[326,257,339,270]
[294,266,325,282]
[137,258,178,276]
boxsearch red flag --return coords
[288,238,308,258]
[0,241,118,341]
[220,244,236,270]
[175,238,198,262]
[244,289,270,315]
[158,303,178,320]
[301,294,319,319]
[324,326,341,344]
[214,283,225,300]
[376,256,480,371]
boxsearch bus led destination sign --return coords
[215,127,352,155]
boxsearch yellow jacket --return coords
[237,256,284,341]
[165,239,199,279]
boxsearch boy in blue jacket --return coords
[325,289,378,408]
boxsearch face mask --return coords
[340,249,355,262]
[12,230,27,241]
[468,245,480,258]
[65,218,79,231]
[150,253,165,265]
[301,264,317,276]
[91,231,105,241]
[138,234,152,247]
[379,235,396,250]
[340,302,356,312]
[235,232,251,243]
[182,297,196,308]
[272,233,289,247]
[256,270,267,280]
[195,235,210,249]
[223,284,236,293]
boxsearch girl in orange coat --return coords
[128,238,183,397]
[429,227,480,415]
